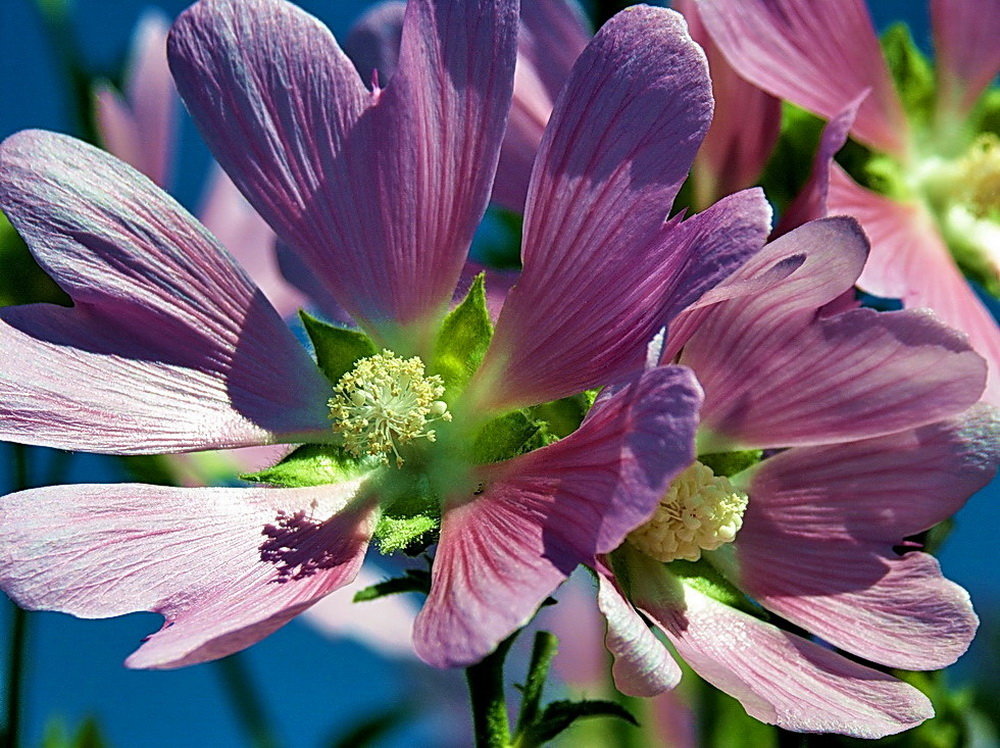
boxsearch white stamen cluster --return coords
[628,461,748,563]
[328,350,450,467]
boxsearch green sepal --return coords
[881,23,936,127]
[668,558,758,616]
[528,392,591,439]
[0,211,70,307]
[240,444,370,488]
[373,514,439,555]
[300,311,377,385]
[698,449,763,478]
[471,409,550,464]
[352,568,431,602]
[972,86,1000,136]
[431,272,493,394]
[518,700,638,746]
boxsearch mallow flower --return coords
[696,0,1000,404]
[0,0,768,670]
[586,217,997,737]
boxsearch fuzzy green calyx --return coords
[329,350,451,467]
[628,461,748,563]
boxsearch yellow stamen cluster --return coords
[628,461,748,563]
[955,133,1000,217]
[328,350,450,467]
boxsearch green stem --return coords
[215,653,280,748]
[515,631,559,733]
[4,444,32,748]
[466,634,517,748]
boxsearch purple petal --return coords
[0,130,331,453]
[413,365,703,667]
[730,409,997,668]
[630,561,934,738]
[343,1,406,87]
[480,185,769,411]
[198,165,304,319]
[0,481,377,669]
[697,0,909,155]
[169,0,518,336]
[492,0,591,212]
[676,0,781,207]
[94,11,176,186]
[681,218,986,449]
[828,166,1000,404]
[774,95,863,236]
[597,570,681,697]
[932,0,1000,115]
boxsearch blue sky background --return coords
[0,0,997,746]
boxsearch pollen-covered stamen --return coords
[328,350,451,466]
[628,461,748,563]
[954,134,1000,218]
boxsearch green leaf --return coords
[0,210,70,307]
[471,410,548,464]
[300,311,377,384]
[42,717,106,748]
[431,273,493,394]
[758,103,827,210]
[241,444,369,488]
[669,558,757,614]
[521,700,638,745]
[528,393,591,439]
[327,704,414,748]
[353,568,431,602]
[881,23,935,126]
[698,450,763,478]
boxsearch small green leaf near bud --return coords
[300,311,377,385]
[881,23,935,127]
[240,444,369,488]
[431,273,493,394]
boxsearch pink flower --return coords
[587,217,996,737]
[696,0,1000,404]
[0,0,764,670]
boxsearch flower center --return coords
[951,134,1000,218]
[328,350,450,466]
[627,461,748,563]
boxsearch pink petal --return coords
[198,165,304,319]
[413,365,703,667]
[343,1,406,87]
[597,570,681,697]
[676,0,781,207]
[697,0,909,156]
[932,0,1000,116]
[0,480,377,669]
[681,219,986,449]
[633,568,934,738]
[828,166,1000,404]
[169,0,518,336]
[94,11,176,186]
[492,0,591,212]
[730,409,996,668]
[0,130,331,453]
